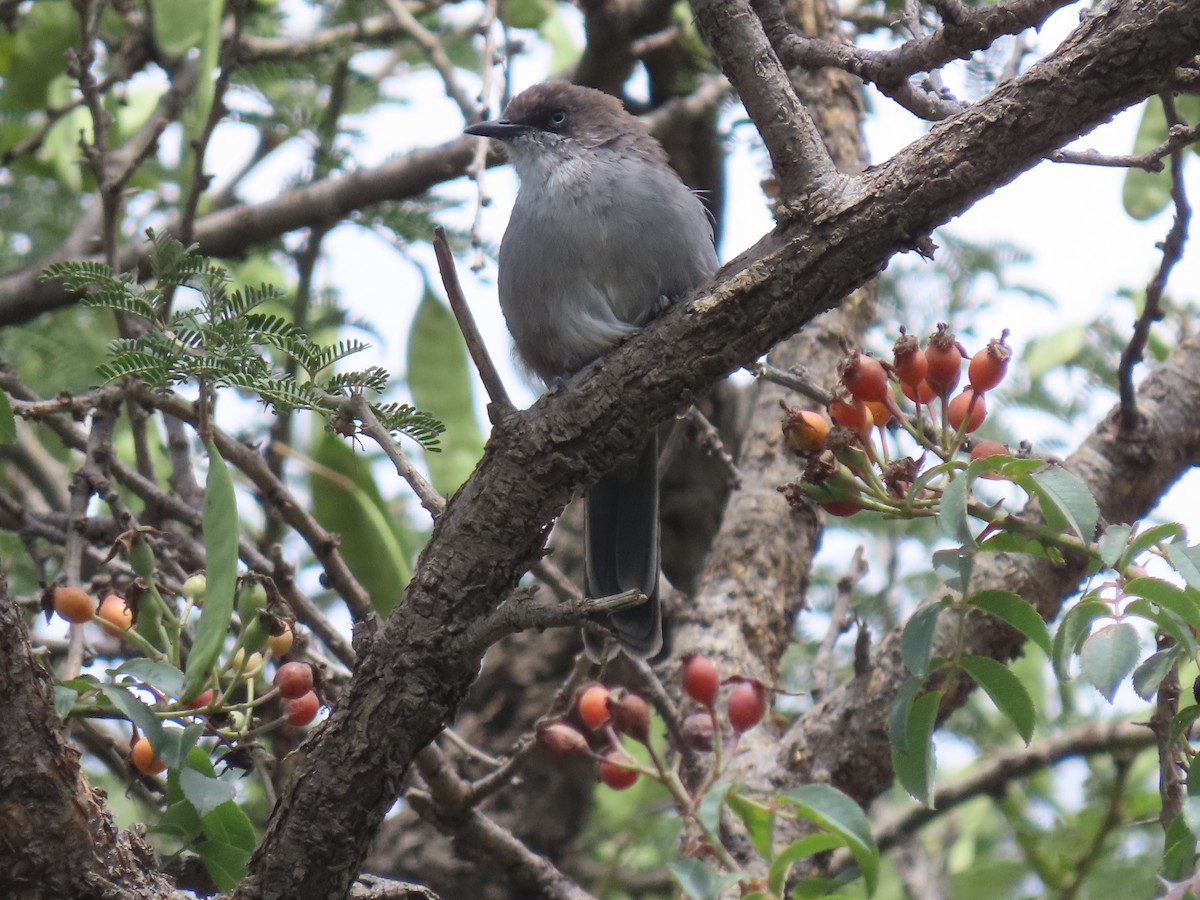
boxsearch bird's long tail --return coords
[583,434,662,658]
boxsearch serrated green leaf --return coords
[937,472,973,544]
[150,799,204,841]
[1167,542,1200,592]
[1170,705,1200,748]
[180,766,236,817]
[1028,466,1098,542]
[902,602,944,677]
[726,789,775,860]
[1051,598,1112,681]
[1118,522,1184,571]
[891,691,941,807]
[182,441,238,702]
[932,547,974,593]
[781,784,879,895]
[114,659,185,697]
[406,289,483,494]
[1079,622,1140,702]
[1132,647,1179,700]
[98,683,163,747]
[53,685,77,719]
[1163,813,1198,881]
[1124,598,1197,660]
[1097,523,1132,567]
[203,799,257,853]
[1123,576,1200,634]
[968,589,1052,657]
[959,655,1035,744]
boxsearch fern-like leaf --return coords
[370,402,444,451]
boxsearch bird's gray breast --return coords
[498,152,717,383]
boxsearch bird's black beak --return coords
[464,119,533,140]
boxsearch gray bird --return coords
[465,82,718,657]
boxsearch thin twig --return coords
[745,361,831,405]
[383,0,476,121]
[809,547,867,700]
[432,226,514,420]
[1050,122,1200,172]
[1118,94,1192,430]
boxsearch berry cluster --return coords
[537,655,772,792]
[781,324,1013,518]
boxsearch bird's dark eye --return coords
[548,109,568,129]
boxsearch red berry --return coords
[597,751,639,790]
[840,354,889,404]
[274,661,314,700]
[682,654,720,707]
[577,683,611,731]
[727,679,768,733]
[283,690,320,727]
[681,710,716,752]
[893,333,928,387]
[536,721,589,757]
[98,594,133,636]
[864,400,892,428]
[820,499,862,517]
[607,689,650,744]
[925,325,963,398]
[187,689,215,711]
[828,396,873,438]
[968,333,1012,392]
[947,389,987,433]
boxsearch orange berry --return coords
[901,378,936,404]
[893,333,928,387]
[781,408,831,454]
[947,389,987,433]
[266,625,294,657]
[53,586,94,624]
[187,689,215,711]
[925,325,963,398]
[840,354,889,403]
[828,397,873,437]
[98,594,132,636]
[577,683,611,731]
[969,439,1008,462]
[968,334,1012,392]
[864,400,892,428]
[820,499,862,517]
[131,736,166,775]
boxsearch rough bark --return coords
[230,1,1200,897]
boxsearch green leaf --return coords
[1024,324,1086,378]
[309,426,413,616]
[1163,814,1198,881]
[98,683,163,747]
[1051,598,1111,681]
[203,800,257,853]
[1123,97,1176,220]
[669,859,742,900]
[937,472,973,544]
[1170,705,1200,749]
[1122,577,1200,635]
[892,690,940,807]
[1167,542,1200,592]
[1028,466,1098,542]
[182,441,238,702]
[0,390,14,445]
[887,676,924,755]
[931,547,974,593]
[1096,523,1132,568]
[114,659,185,697]
[196,838,252,893]
[53,685,77,719]
[1124,598,1197,660]
[406,289,484,494]
[958,656,1035,744]
[1132,646,1179,700]
[767,833,844,897]
[968,590,1052,657]
[696,780,730,837]
[781,784,879,895]
[150,799,204,842]
[156,724,204,771]
[180,766,236,817]
[1118,522,1184,571]
[1078,622,1140,702]
[901,602,944,677]
[726,789,775,860]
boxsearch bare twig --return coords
[383,0,476,121]
[745,361,831,405]
[432,226,514,420]
[809,547,867,700]
[1118,95,1192,430]
[1050,122,1200,172]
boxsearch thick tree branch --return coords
[229,1,1200,897]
